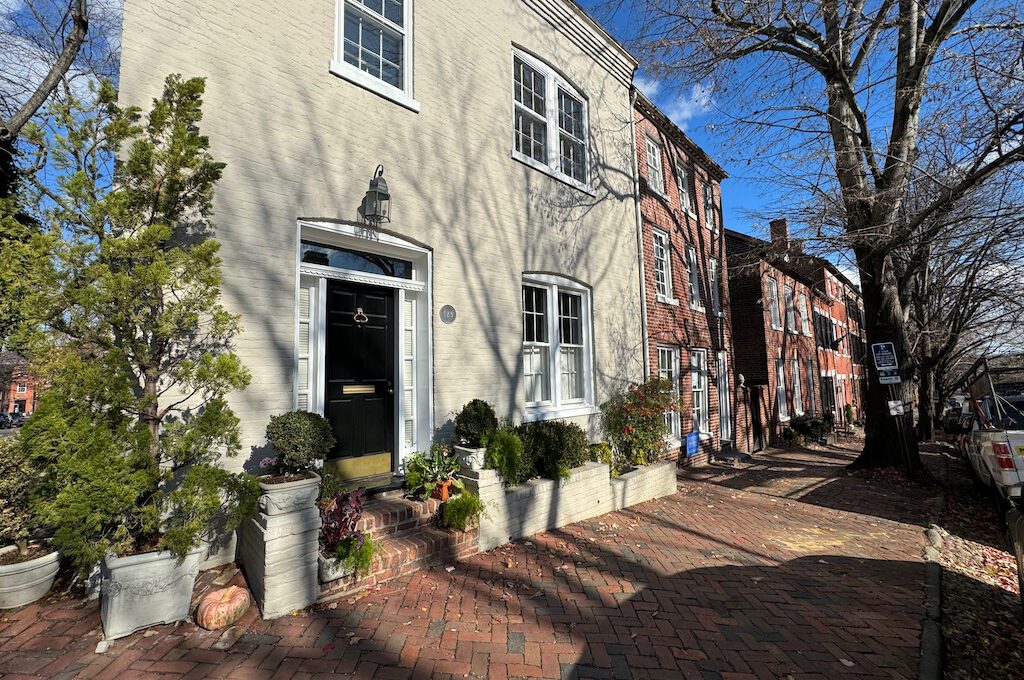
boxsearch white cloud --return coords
[661,82,715,130]
[633,73,662,99]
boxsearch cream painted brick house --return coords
[119,0,644,484]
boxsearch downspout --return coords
[629,84,650,380]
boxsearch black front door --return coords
[324,279,395,480]
[820,377,836,416]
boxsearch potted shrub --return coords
[484,427,529,486]
[12,76,259,639]
[0,437,60,609]
[405,443,465,501]
[318,487,375,582]
[440,492,485,532]
[516,419,590,481]
[600,378,676,471]
[259,411,335,515]
[453,400,498,470]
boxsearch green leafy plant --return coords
[844,403,855,424]
[485,426,529,486]
[321,487,374,575]
[587,441,625,477]
[600,378,676,467]
[404,443,465,500]
[441,492,485,532]
[318,467,346,504]
[332,535,375,575]
[515,420,589,482]
[790,414,833,441]
[5,76,258,576]
[264,410,336,476]
[453,399,498,448]
[0,437,35,554]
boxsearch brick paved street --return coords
[0,443,934,679]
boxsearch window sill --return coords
[657,295,680,307]
[771,325,783,332]
[511,151,596,196]
[523,403,599,422]
[645,185,668,201]
[713,311,725,318]
[778,415,791,423]
[691,304,706,312]
[329,60,421,113]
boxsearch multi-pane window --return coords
[645,137,665,195]
[653,230,673,300]
[558,292,585,402]
[709,257,721,315]
[558,90,586,182]
[807,359,816,413]
[792,358,803,415]
[676,164,693,213]
[767,277,782,329]
[513,57,547,163]
[703,183,717,231]
[799,293,811,335]
[522,277,593,413]
[522,285,550,403]
[340,0,408,90]
[776,359,789,420]
[512,50,589,186]
[658,346,681,441]
[784,284,796,332]
[686,245,701,309]
[690,349,709,433]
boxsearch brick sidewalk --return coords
[0,445,931,679]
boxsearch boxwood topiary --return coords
[453,399,498,448]
[266,411,336,474]
[515,420,589,481]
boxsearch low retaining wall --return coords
[463,460,677,552]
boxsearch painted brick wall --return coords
[634,104,734,467]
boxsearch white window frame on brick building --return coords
[686,245,702,310]
[645,136,665,196]
[690,349,709,435]
[807,359,816,414]
[511,49,591,192]
[799,293,811,335]
[15,384,26,394]
[652,229,676,304]
[332,0,420,112]
[522,274,595,421]
[775,358,789,421]
[767,276,782,330]
[708,257,721,316]
[702,182,717,232]
[676,163,695,215]
[784,284,796,333]
[658,345,681,443]
[792,357,804,415]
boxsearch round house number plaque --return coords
[440,305,457,324]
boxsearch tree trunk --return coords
[850,250,923,474]
[143,374,161,462]
[0,138,14,200]
[917,365,936,441]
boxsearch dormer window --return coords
[512,49,590,190]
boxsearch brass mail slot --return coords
[342,384,375,395]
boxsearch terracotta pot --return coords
[431,479,453,502]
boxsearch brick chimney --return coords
[770,218,790,251]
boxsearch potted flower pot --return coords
[100,547,202,640]
[454,445,486,471]
[432,478,454,502]
[0,545,61,609]
[258,472,321,515]
[318,552,356,584]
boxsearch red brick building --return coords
[725,226,821,451]
[634,94,734,465]
[0,352,39,416]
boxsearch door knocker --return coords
[353,307,369,324]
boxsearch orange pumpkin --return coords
[195,586,250,630]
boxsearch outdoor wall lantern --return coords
[361,165,391,225]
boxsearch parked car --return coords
[1006,501,1024,609]
[0,413,10,429]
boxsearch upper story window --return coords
[333,0,419,111]
[767,277,782,330]
[645,136,665,195]
[784,284,796,332]
[799,293,811,335]
[686,245,701,310]
[512,50,589,189]
[708,257,721,315]
[676,164,694,214]
[652,230,673,301]
[522,274,594,419]
[702,183,718,232]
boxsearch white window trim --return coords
[652,229,678,305]
[708,257,722,316]
[800,293,812,336]
[658,345,682,446]
[510,48,593,195]
[767,277,782,330]
[645,136,666,197]
[776,358,789,421]
[703,182,718,233]
[15,384,26,394]
[522,273,596,421]
[793,357,804,415]
[686,245,704,311]
[690,349,710,435]
[784,284,797,334]
[676,164,697,218]
[331,0,421,112]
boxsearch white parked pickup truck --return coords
[955,359,1024,514]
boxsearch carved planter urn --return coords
[454,445,486,471]
[258,473,322,516]
[100,548,202,640]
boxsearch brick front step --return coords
[354,496,442,542]
[318,523,478,602]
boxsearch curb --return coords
[919,452,949,680]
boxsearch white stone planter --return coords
[0,545,60,609]
[454,446,486,471]
[258,473,321,516]
[318,552,355,584]
[100,548,202,640]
